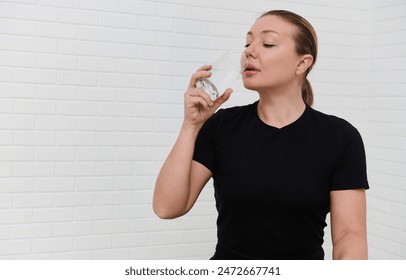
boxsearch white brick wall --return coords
[0,0,405,260]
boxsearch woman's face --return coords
[242,15,302,92]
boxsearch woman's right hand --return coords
[183,65,233,129]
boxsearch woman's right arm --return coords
[153,65,233,219]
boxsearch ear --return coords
[296,54,313,75]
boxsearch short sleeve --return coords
[330,122,369,191]
[192,110,222,174]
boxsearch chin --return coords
[242,81,260,91]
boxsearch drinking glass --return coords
[197,49,247,101]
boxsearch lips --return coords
[244,63,258,71]
[244,63,259,75]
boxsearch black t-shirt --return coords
[193,101,369,260]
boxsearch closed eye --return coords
[264,44,275,48]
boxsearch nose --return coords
[244,43,256,59]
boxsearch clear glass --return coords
[196,49,247,101]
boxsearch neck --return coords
[256,86,306,128]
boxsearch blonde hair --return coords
[259,10,318,106]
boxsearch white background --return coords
[0,0,405,260]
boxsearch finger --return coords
[186,87,214,104]
[188,65,212,88]
[196,64,212,72]
[185,88,214,108]
[212,88,233,108]
[186,95,212,111]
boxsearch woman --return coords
[153,10,369,260]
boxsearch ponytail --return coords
[301,78,313,106]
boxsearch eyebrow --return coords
[247,30,279,36]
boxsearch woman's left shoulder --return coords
[308,107,360,134]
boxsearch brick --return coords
[32,238,73,253]
[130,246,166,259]
[96,132,134,146]
[118,29,155,45]
[14,100,56,115]
[79,26,118,42]
[34,178,75,192]
[54,192,94,207]
[58,70,98,86]
[0,240,31,255]
[112,205,152,219]
[0,34,14,50]
[15,37,57,53]
[75,177,114,191]
[94,191,133,205]
[76,146,115,161]
[0,67,14,82]
[33,208,73,223]
[53,251,92,260]
[79,57,117,72]
[100,13,137,29]
[95,162,134,176]
[11,224,53,239]
[0,225,10,239]
[138,15,173,32]
[97,102,134,116]
[93,248,130,260]
[0,131,12,145]
[0,195,12,209]
[56,101,97,116]
[36,116,76,130]
[75,206,112,221]
[37,0,79,8]
[0,99,13,113]
[137,45,172,61]
[15,68,57,84]
[149,231,183,245]
[114,176,150,190]
[76,117,115,131]
[118,59,155,75]
[93,220,131,234]
[80,0,118,12]
[55,163,95,177]
[97,73,136,88]
[0,18,36,36]
[0,2,16,18]
[0,147,34,161]
[99,43,138,59]
[117,88,154,103]
[0,209,32,224]
[119,0,155,16]
[59,8,98,25]
[16,4,58,22]
[78,87,115,101]
[13,163,54,177]
[112,233,149,248]
[12,194,54,208]
[0,51,36,67]
[115,147,152,161]
[37,53,78,70]
[56,132,95,146]
[37,85,77,100]
[135,133,173,146]
[53,222,93,237]
[58,40,99,56]
[116,117,153,132]
[0,178,33,193]
[74,235,112,250]
[13,131,55,146]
